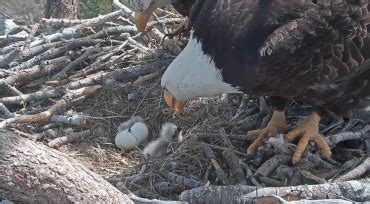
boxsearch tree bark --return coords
[180,179,370,204]
[46,0,77,19]
[0,129,133,203]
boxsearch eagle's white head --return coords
[161,32,242,112]
[130,0,171,32]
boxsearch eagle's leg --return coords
[163,17,191,39]
[246,110,292,155]
[285,112,332,164]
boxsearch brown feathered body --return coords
[189,0,370,119]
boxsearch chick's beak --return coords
[134,7,156,32]
[163,89,185,113]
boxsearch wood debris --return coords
[1,3,370,204]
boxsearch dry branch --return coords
[168,172,204,189]
[326,125,370,147]
[180,179,370,203]
[0,85,101,128]
[0,47,22,68]
[259,177,285,187]
[0,88,65,105]
[29,26,93,48]
[255,155,291,177]
[51,47,100,80]
[48,129,91,148]
[197,133,256,142]
[0,102,13,119]
[202,143,229,185]
[222,149,247,185]
[49,114,92,127]
[41,9,127,29]
[20,41,64,61]
[0,129,134,203]
[89,25,137,39]
[337,157,370,181]
[65,60,171,89]
[0,58,71,87]
[267,137,334,169]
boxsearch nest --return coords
[1,2,369,202]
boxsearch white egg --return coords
[115,122,149,150]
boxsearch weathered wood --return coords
[0,129,134,203]
[180,179,370,203]
[46,0,77,19]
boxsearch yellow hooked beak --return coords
[134,7,156,32]
[163,89,185,113]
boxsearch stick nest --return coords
[1,4,370,201]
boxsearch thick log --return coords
[180,179,370,204]
[0,129,134,203]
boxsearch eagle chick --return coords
[143,122,183,158]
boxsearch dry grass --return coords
[49,65,245,199]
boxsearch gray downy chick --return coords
[143,122,183,158]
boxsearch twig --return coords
[201,143,229,185]
[197,133,255,142]
[89,26,137,39]
[0,57,71,87]
[50,48,100,80]
[48,129,91,148]
[0,88,65,105]
[0,102,13,119]
[326,125,370,147]
[337,157,370,181]
[50,114,92,127]
[180,179,370,203]
[299,169,326,184]
[41,9,126,29]
[254,155,291,177]
[0,98,68,128]
[0,34,27,44]
[133,68,164,85]
[222,149,247,184]
[232,94,251,120]
[167,172,204,189]
[240,179,370,203]
[0,41,24,55]
[20,41,64,61]
[0,85,101,128]
[267,137,334,169]
[259,176,285,187]
[32,127,63,141]
[0,47,22,68]
[3,83,23,96]
[154,182,185,194]
[65,60,171,89]
[112,1,135,22]
[29,26,93,48]
[206,143,249,157]
[239,160,262,187]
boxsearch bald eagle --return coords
[134,0,370,164]
[130,0,195,35]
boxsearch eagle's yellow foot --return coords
[285,112,332,164]
[247,111,292,155]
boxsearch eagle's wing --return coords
[251,0,369,96]
[260,0,369,81]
